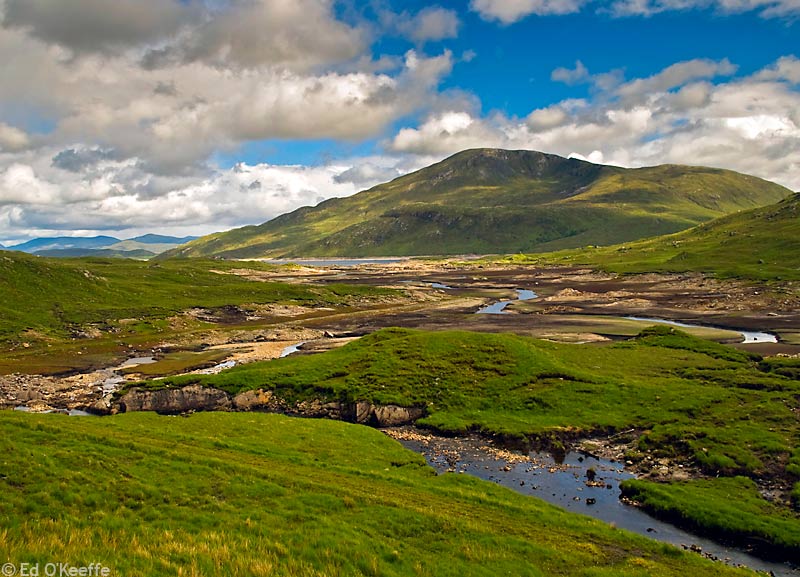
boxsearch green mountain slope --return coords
[510,193,800,280]
[163,149,791,259]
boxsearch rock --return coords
[116,385,232,414]
[355,401,373,423]
[296,398,344,419]
[371,404,426,427]
[233,389,286,412]
[87,395,114,415]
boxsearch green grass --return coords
[135,327,798,478]
[127,327,800,555]
[500,193,800,281]
[161,149,789,259]
[0,252,396,372]
[620,477,800,559]
[0,411,753,576]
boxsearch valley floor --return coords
[2,260,799,575]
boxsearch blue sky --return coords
[0,0,798,243]
[231,2,799,168]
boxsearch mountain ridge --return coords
[162,148,792,259]
[3,234,198,258]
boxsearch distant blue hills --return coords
[1,234,198,258]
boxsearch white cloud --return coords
[470,0,800,22]
[395,7,460,44]
[617,58,737,99]
[0,149,435,242]
[470,0,587,23]
[609,0,800,18]
[0,14,453,171]
[756,55,800,83]
[391,111,505,155]
[388,57,800,191]
[0,122,30,151]
[551,60,590,84]
[1,0,193,53]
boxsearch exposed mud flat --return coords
[4,262,800,411]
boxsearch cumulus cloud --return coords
[51,147,116,173]
[616,58,737,99]
[391,111,505,155]
[394,6,460,44]
[0,0,464,241]
[150,0,367,72]
[470,0,587,23]
[388,57,800,191]
[0,122,30,152]
[333,163,404,188]
[0,148,434,241]
[0,13,453,171]
[609,0,800,18]
[1,0,192,53]
[756,55,800,83]
[551,60,590,84]
[470,0,800,23]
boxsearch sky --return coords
[0,0,798,245]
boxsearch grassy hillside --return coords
[0,411,754,576]
[0,252,394,371]
[502,193,800,280]
[136,327,800,557]
[162,149,791,259]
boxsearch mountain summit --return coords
[163,149,792,259]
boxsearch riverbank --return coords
[386,427,797,576]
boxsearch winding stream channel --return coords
[475,287,779,344]
[396,431,796,576]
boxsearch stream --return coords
[476,288,538,314]
[625,316,778,344]
[396,432,797,576]
[280,342,305,357]
[474,288,778,344]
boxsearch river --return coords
[474,288,779,344]
[395,430,797,576]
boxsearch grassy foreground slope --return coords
[161,149,790,259]
[502,193,800,280]
[0,411,752,577]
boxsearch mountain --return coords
[32,248,157,259]
[527,192,800,280]
[4,234,197,259]
[9,236,120,253]
[106,235,197,255]
[128,234,198,244]
[162,149,792,259]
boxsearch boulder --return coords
[233,389,286,412]
[371,404,426,426]
[117,385,231,414]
